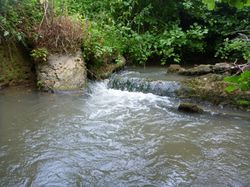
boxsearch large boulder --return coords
[36,51,87,92]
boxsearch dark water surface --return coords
[1,68,250,186]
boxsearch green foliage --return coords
[83,21,126,67]
[31,48,48,63]
[0,0,42,44]
[186,24,209,52]
[203,0,250,10]
[224,70,250,92]
[1,0,250,66]
[215,37,250,61]
[238,99,250,106]
[127,24,208,64]
[127,31,155,64]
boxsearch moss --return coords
[180,73,250,109]
[0,44,34,85]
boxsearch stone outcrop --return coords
[36,51,87,92]
[0,44,34,86]
[178,63,234,76]
[178,73,250,108]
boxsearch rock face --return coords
[178,103,204,113]
[36,51,87,91]
[0,44,34,86]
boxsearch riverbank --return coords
[1,44,249,110]
[0,44,35,89]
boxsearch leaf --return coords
[224,76,239,83]
[238,99,250,106]
[4,31,9,37]
[240,70,250,80]
[247,0,250,6]
[239,81,250,91]
[17,35,22,41]
[225,85,238,92]
[232,0,245,9]
[203,0,215,10]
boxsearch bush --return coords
[0,0,42,44]
[215,36,250,61]
[82,21,126,67]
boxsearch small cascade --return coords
[108,73,181,97]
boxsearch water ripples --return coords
[0,80,250,186]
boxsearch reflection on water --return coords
[0,77,250,186]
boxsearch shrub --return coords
[82,21,126,67]
[31,48,48,63]
[215,36,250,61]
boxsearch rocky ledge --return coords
[168,63,235,76]
[167,63,250,109]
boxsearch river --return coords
[0,67,250,186]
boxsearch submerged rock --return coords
[36,51,87,92]
[178,102,204,113]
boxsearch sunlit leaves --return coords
[203,0,250,9]
[224,70,250,92]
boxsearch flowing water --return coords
[0,67,250,186]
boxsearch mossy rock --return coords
[0,44,34,86]
[179,73,250,109]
